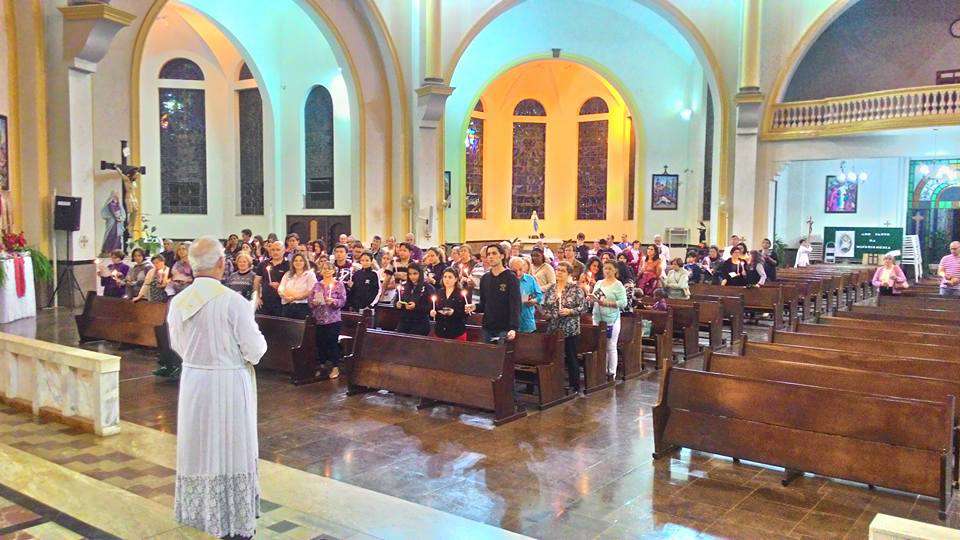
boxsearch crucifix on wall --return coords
[100,140,146,251]
[911,211,925,235]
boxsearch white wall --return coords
[774,157,908,247]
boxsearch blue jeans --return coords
[940,287,960,297]
[482,329,509,343]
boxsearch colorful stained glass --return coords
[239,62,253,81]
[465,117,484,218]
[512,122,546,219]
[577,120,608,220]
[304,85,334,209]
[513,99,546,116]
[159,88,207,214]
[159,58,204,81]
[238,88,263,215]
[702,87,714,221]
[909,159,960,208]
[579,97,608,115]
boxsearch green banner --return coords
[822,227,903,257]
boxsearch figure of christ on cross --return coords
[100,140,146,250]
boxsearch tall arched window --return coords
[159,58,207,214]
[512,99,546,219]
[238,62,253,81]
[304,85,334,209]
[238,87,263,215]
[577,97,608,220]
[465,100,484,218]
[627,118,636,220]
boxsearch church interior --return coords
[2,0,960,538]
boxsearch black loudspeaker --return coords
[54,196,82,232]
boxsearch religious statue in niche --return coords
[824,174,858,213]
[100,191,126,255]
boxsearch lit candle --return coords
[397,283,403,304]
[266,265,273,283]
[558,287,563,310]
[431,294,437,318]
[461,289,469,305]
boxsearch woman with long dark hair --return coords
[431,268,468,340]
[636,245,662,296]
[396,262,435,336]
[279,253,317,319]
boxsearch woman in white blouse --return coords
[278,253,317,319]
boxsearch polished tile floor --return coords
[2,307,956,539]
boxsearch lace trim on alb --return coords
[174,471,260,538]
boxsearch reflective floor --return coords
[1,307,955,539]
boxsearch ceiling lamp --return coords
[838,160,868,183]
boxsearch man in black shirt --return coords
[575,233,590,264]
[477,244,520,343]
[255,242,289,316]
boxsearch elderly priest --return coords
[168,236,267,539]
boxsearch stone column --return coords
[730,0,764,243]
[413,81,453,244]
[54,4,135,305]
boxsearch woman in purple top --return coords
[309,260,347,380]
[101,249,129,298]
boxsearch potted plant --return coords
[0,231,54,287]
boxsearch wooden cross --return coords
[100,140,147,249]
[912,212,925,234]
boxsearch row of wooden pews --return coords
[654,272,958,519]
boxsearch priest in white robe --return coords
[168,236,267,538]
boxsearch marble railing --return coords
[766,84,960,139]
[0,332,120,436]
[870,514,960,539]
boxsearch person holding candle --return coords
[255,242,289,316]
[423,247,446,287]
[100,249,130,298]
[478,244,521,343]
[529,248,556,291]
[540,261,587,393]
[591,260,629,378]
[279,253,317,319]
[132,254,170,303]
[509,257,543,334]
[167,243,194,297]
[125,248,152,298]
[346,251,382,311]
[395,263,434,336]
[310,260,347,379]
[431,268,468,340]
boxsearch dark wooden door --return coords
[285,215,351,250]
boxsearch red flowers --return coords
[2,231,26,252]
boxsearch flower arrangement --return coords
[0,231,54,286]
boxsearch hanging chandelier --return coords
[916,128,958,180]
[837,160,868,182]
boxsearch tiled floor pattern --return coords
[0,483,116,539]
[1,305,957,538]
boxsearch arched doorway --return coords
[443,0,725,244]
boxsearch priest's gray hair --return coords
[188,235,225,273]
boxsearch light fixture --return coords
[679,108,693,121]
[838,160,868,183]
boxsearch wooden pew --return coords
[75,293,169,348]
[255,315,322,385]
[877,295,960,310]
[817,315,960,336]
[652,363,955,518]
[692,284,784,336]
[772,328,959,362]
[691,293,745,350]
[616,314,645,381]
[464,325,576,409]
[633,310,673,371]
[664,298,723,351]
[769,278,821,320]
[638,302,695,362]
[347,326,526,425]
[340,310,373,360]
[576,320,614,394]
[373,306,403,331]
[850,304,960,324]
[795,322,955,347]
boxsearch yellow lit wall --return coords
[465,60,636,241]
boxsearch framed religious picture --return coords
[824,174,858,213]
[443,170,452,202]
[0,115,8,191]
[651,173,678,210]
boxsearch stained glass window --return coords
[159,58,204,81]
[513,99,546,116]
[239,62,253,81]
[579,97,608,115]
[159,88,207,214]
[577,120,608,220]
[465,117,484,218]
[627,119,636,220]
[238,88,263,215]
[512,122,546,219]
[304,85,334,209]
[473,100,484,112]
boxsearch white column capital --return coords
[58,4,136,69]
[416,81,454,128]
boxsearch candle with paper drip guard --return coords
[431,294,437,319]
[266,265,273,283]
